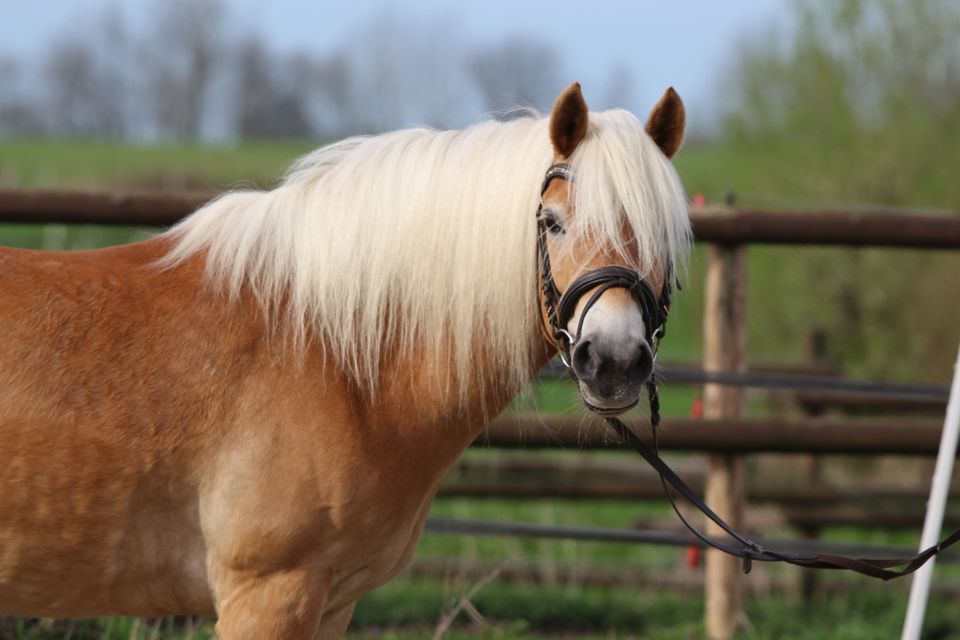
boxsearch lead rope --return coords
[602,413,960,579]
[643,347,766,563]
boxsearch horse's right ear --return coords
[549,82,589,158]
[645,87,685,159]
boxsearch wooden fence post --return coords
[800,329,827,601]
[703,243,748,639]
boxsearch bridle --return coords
[534,162,673,421]
[532,162,960,580]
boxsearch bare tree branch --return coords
[231,36,315,139]
[44,32,130,137]
[0,57,45,136]
[139,0,227,139]
[468,38,561,114]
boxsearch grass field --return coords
[2,139,958,638]
[8,582,960,639]
[0,137,753,199]
[0,139,313,192]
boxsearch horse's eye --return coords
[542,212,565,235]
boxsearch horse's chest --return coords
[321,476,437,605]
[203,431,443,602]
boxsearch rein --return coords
[532,162,960,580]
[606,416,960,579]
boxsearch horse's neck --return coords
[362,334,554,469]
[153,234,552,467]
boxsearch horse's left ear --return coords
[550,82,589,158]
[645,87,685,158]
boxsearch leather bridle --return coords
[534,162,673,420]
[536,163,672,363]
[532,162,959,580]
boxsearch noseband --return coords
[534,162,674,422]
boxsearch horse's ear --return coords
[549,82,589,158]
[645,87,685,159]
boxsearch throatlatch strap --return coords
[604,416,960,580]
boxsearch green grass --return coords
[8,582,960,639]
[4,616,214,640]
[0,139,313,191]
[351,579,960,639]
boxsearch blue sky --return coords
[4,0,789,132]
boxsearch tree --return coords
[717,0,960,381]
[310,53,354,138]
[725,0,960,148]
[231,36,314,139]
[0,57,45,136]
[139,0,227,139]
[44,24,131,138]
[468,38,561,113]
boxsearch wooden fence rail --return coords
[481,414,946,455]
[440,457,960,528]
[2,189,960,248]
[442,460,958,503]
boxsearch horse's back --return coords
[0,239,231,616]
[0,239,214,439]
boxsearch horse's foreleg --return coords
[212,566,330,639]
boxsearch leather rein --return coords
[533,162,960,580]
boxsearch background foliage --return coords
[708,0,960,381]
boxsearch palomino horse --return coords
[0,83,690,638]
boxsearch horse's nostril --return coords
[571,340,598,382]
[626,343,654,384]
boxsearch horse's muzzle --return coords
[571,337,654,414]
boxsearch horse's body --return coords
[0,237,504,634]
[0,85,690,637]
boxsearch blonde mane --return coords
[162,110,691,399]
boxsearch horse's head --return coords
[537,82,686,415]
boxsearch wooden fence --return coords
[3,188,960,247]
[2,189,960,639]
[479,413,948,454]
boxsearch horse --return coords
[0,83,691,638]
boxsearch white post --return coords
[901,343,960,640]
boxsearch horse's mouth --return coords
[576,379,643,416]
[581,395,640,416]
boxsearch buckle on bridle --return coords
[554,329,575,368]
